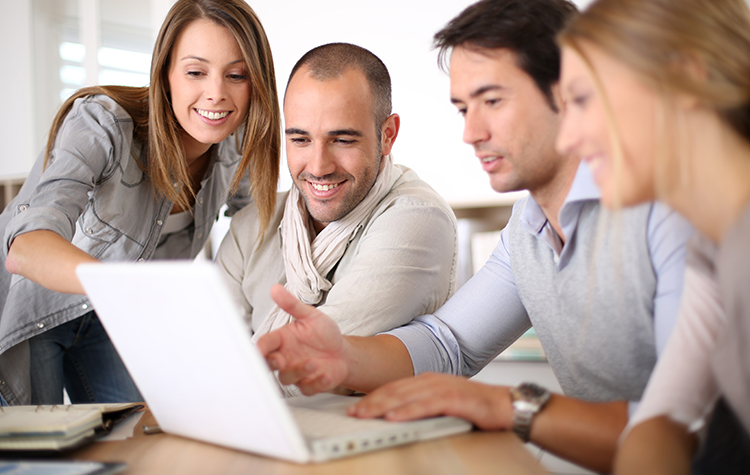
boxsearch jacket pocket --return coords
[74,206,123,259]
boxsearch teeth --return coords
[311,182,339,191]
[196,109,229,120]
[482,157,498,163]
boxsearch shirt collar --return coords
[520,161,600,234]
[564,161,600,204]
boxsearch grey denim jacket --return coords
[0,95,253,404]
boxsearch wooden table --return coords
[63,408,548,474]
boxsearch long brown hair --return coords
[44,0,281,238]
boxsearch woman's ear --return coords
[675,54,708,110]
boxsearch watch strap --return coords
[512,404,536,442]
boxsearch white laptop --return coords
[76,261,471,463]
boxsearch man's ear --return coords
[550,82,565,113]
[380,113,401,156]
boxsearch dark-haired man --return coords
[257,0,693,471]
[215,43,458,396]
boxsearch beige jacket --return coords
[215,165,457,339]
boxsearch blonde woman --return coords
[0,0,281,406]
[556,0,750,472]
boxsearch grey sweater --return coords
[508,200,658,402]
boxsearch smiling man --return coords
[215,43,457,396]
[255,1,695,472]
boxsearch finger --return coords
[270,284,320,322]
[256,329,282,357]
[276,360,316,386]
[351,373,462,418]
[265,352,286,371]
[382,395,453,422]
[363,377,507,428]
[296,373,334,396]
[350,377,430,418]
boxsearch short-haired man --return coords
[215,43,457,395]
[256,1,694,472]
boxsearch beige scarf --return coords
[252,154,399,343]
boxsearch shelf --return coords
[0,175,25,210]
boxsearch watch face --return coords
[514,400,541,412]
[519,383,547,400]
[517,383,549,404]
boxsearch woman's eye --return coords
[573,93,590,107]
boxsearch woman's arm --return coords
[6,230,98,294]
[3,97,132,295]
[615,237,722,474]
[615,416,695,475]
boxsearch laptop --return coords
[76,261,471,463]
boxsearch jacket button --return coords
[82,304,88,310]
[36,323,44,329]
[157,220,163,226]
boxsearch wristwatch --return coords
[509,382,551,442]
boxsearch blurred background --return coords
[0,0,595,279]
[0,0,595,203]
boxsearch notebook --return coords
[0,403,140,452]
[76,261,471,463]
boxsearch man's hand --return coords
[348,372,628,472]
[347,372,514,431]
[257,284,349,395]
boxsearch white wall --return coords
[250,0,486,204]
[0,0,592,204]
[0,0,36,177]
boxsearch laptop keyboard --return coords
[290,406,399,438]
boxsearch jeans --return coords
[692,397,750,474]
[29,311,143,405]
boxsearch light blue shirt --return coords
[388,163,693,408]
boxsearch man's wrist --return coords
[340,335,357,387]
[510,382,551,442]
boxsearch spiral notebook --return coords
[0,403,141,452]
[76,261,471,463]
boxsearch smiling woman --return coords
[167,20,251,166]
[0,0,281,407]
[556,0,750,472]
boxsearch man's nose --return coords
[462,109,490,145]
[306,143,336,178]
